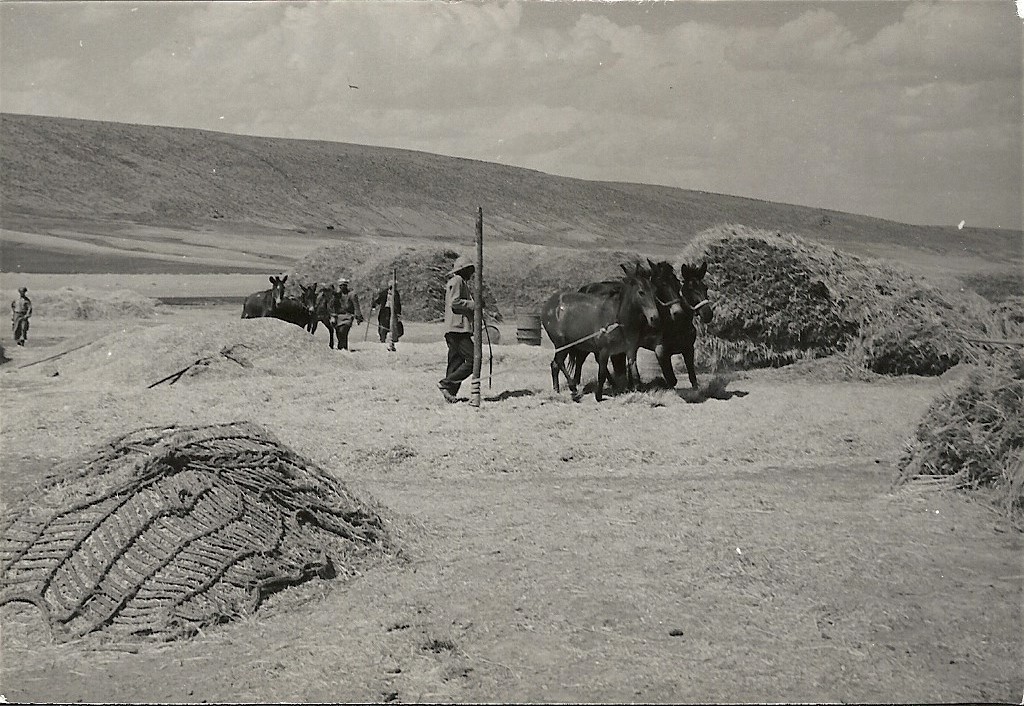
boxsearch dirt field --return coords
[0,303,1021,704]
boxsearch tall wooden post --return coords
[387,267,398,352]
[471,207,484,408]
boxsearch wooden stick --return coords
[388,267,399,352]
[16,340,95,368]
[471,206,483,407]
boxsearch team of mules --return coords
[240,276,353,349]
[542,259,713,401]
[243,260,712,401]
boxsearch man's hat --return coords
[336,277,350,285]
[448,255,475,276]
[18,287,27,294]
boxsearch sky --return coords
[1,1,1021,230]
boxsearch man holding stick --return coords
[438,255,475,403]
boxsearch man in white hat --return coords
[438,255,475,402]
[10,286,32,346]
[329,277,363,351]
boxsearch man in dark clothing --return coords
[11,286,32,346]
[370,284,403,346]
[330,278,363,351]
[438,255,475,403]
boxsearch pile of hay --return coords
[0,421,389,642]
[289,242,496,321]
[484,243,643,316]
[896,352,1024,518]
[287,240,643,322]
[680,225,992,375]
[50,318,362,387]
[33,287,158,319]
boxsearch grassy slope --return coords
[2,113,1020,272]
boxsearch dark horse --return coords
[657,262,714,389]
[570,260,686,389]
[570,260,713,389]
[241,275,288,319]
[541,265,660,402]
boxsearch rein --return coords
[554,322,622,354]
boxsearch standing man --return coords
[370,283,403,345]
[11,286,32,347]
[438,255,475,403]
[331,277,363,351]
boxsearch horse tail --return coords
[562,349,581,380]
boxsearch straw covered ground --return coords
[0,302,1020,704]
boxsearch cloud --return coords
[0,1,1019,228]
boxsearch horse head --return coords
[298,283,318,318]
[619,267,660,330]
[679,262,713,324]
[646,258,685,320]
[269,275,287,308]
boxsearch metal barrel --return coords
[516,313,542,346]
[485,323,501,345]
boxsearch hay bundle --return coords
[896,353,1024,517]
[33,287,157,319]
[680,225,989,375]
[0,421,388,642]
[290,243,507,321]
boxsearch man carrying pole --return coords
[438,253,476,404]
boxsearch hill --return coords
[0,112,1019,294]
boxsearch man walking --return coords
[11,286,32,346]
[438,255,475,403]
[330,278,363,351]
[370,283,403,346]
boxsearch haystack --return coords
[679,225,992,375]
[33,287,158,319]
[896,352,1024,518]
[290,242,504,321]
[52,318,358,388]
[0,421,389,643]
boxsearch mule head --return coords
[649,260,685,320]
[298,283,318,316]
[621,270,660,330]
[269,276,287,307]
[679,262,713,324]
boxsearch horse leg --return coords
[682,343,699,389]
[571,350,586,390]
[329,324,337,349]
[656,343,677,388]
[550,354,562,393]
[595,349,612,402]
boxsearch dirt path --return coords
[1,307,1020,703]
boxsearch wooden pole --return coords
[471,207,483,407]
[387,267,399,351]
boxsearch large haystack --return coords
[288,242,463,321]
[50,318,362,388]
[680,225,992,375]
[0,421,388,642]
[33,287,158,319]
[896,352,1024,518]
[288,240,642,322]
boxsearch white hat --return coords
[448,255,475,276]
[337,277,350,285]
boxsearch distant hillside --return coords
[1,112,1020,265]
